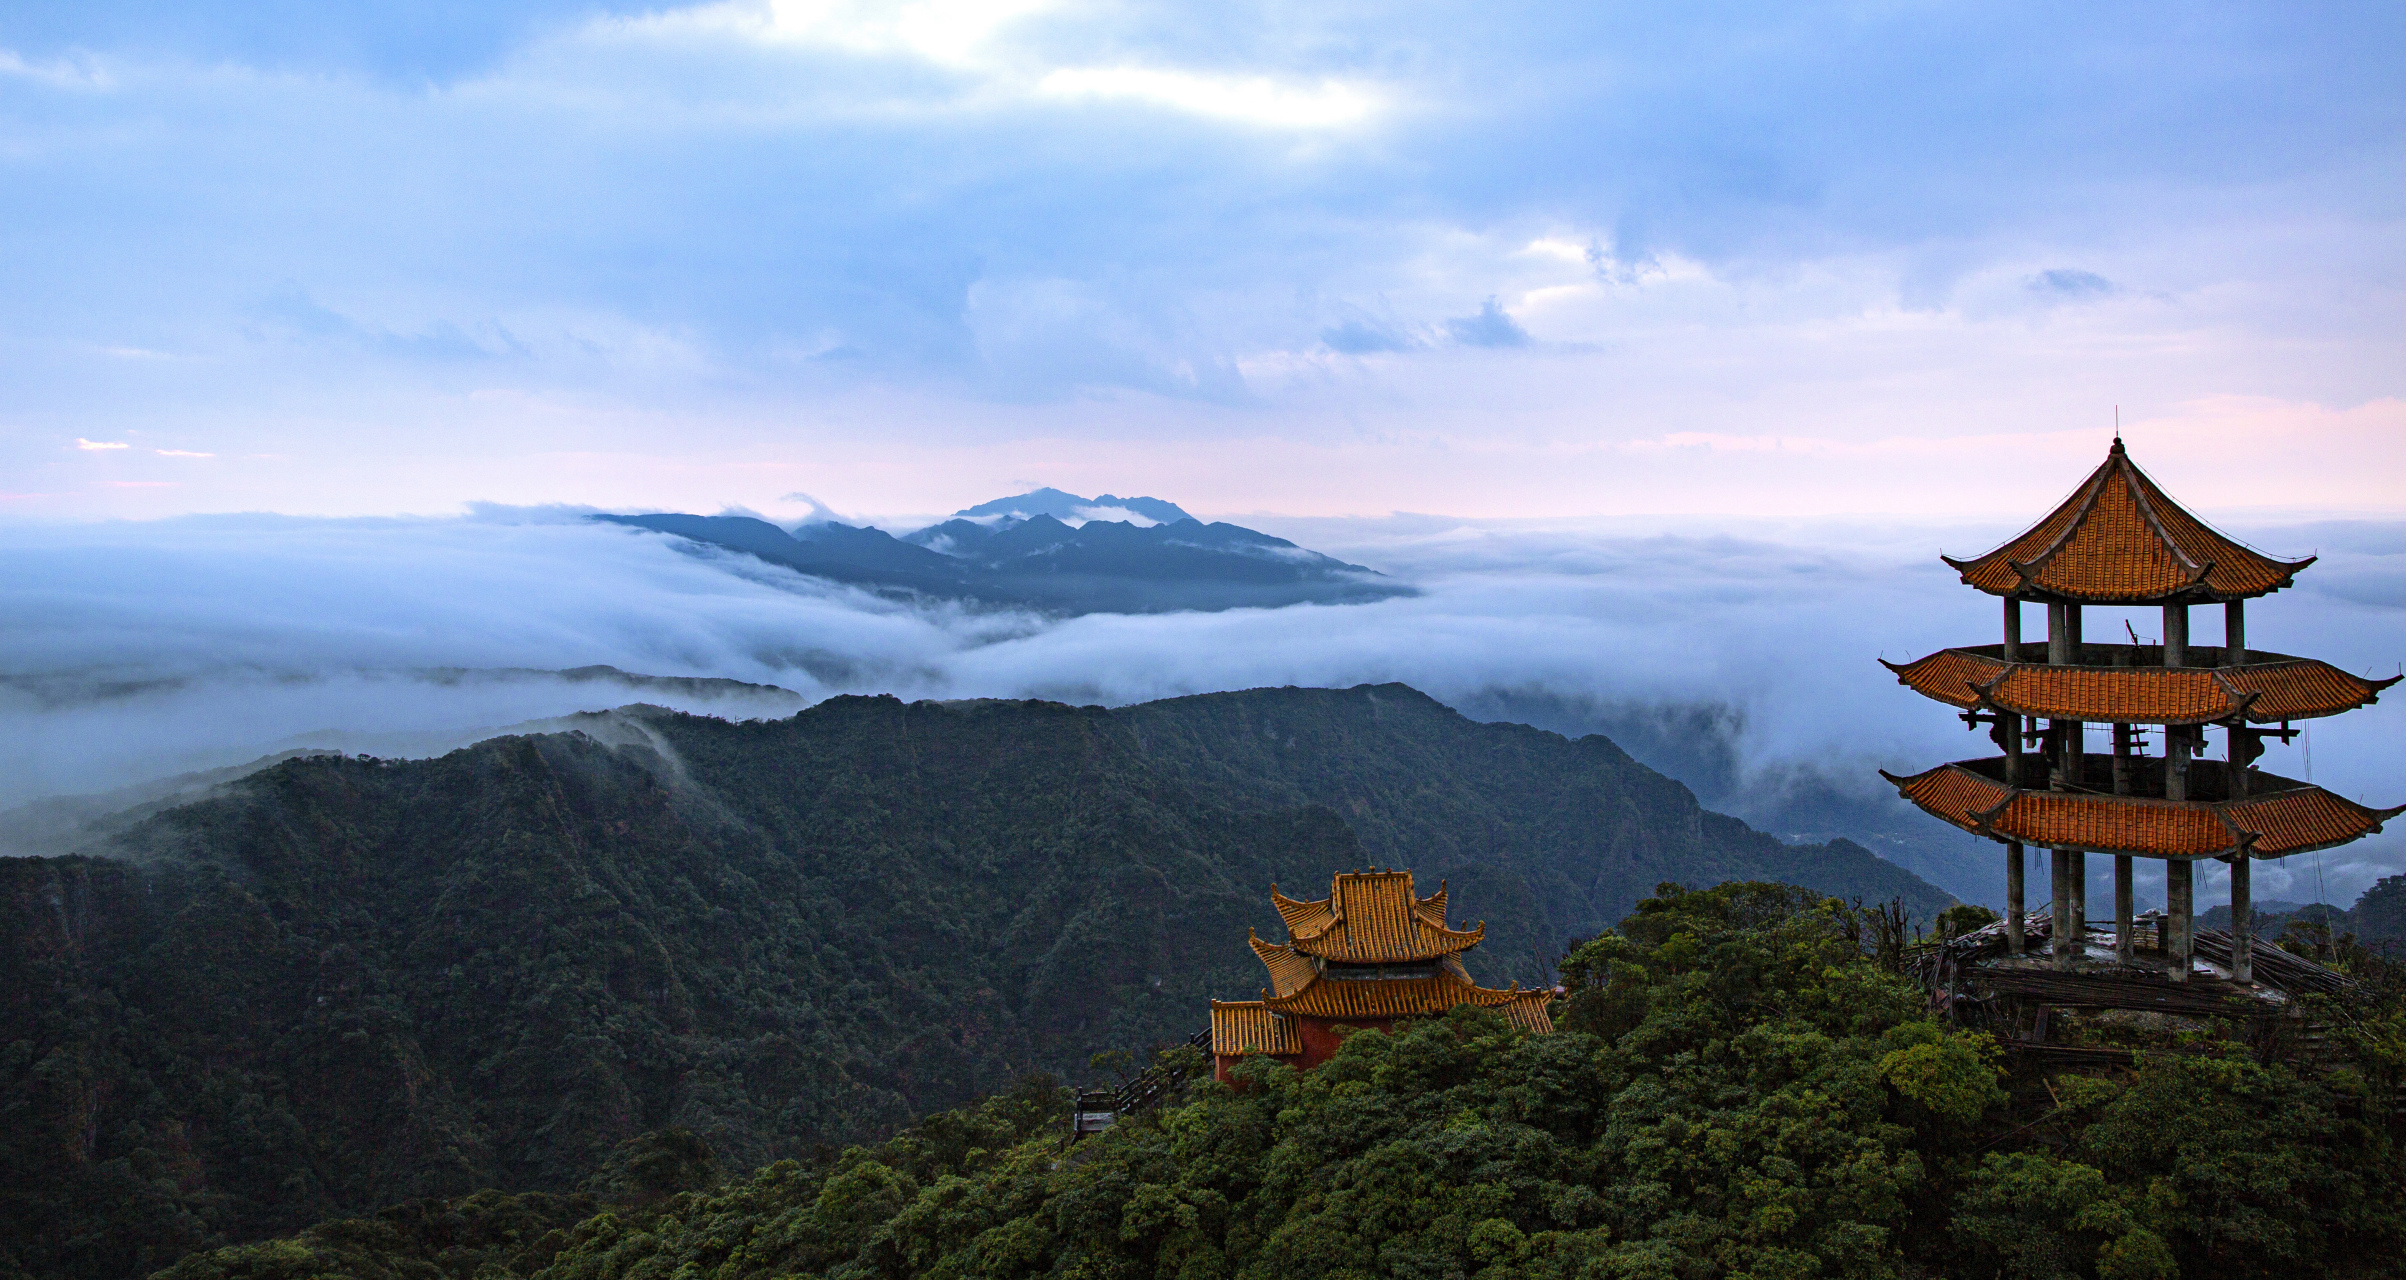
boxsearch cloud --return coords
[2026,268,2117,299]
[6,508,2401,904]
[1320,319,1414,354]
[154,449,214,458]
[1035,67,1377,129]
[1443,298,1530,348]
[74,439,129,451]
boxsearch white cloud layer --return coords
[6,509,2401,904]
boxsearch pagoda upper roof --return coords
[1271,870,1484,962]
[1883,757,2402,860]
[1884,644,2397,725]
[1942,439,2313,604]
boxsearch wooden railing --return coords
[1070,1029,1211,1139]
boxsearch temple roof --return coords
[1248,932,1322,999]
[1209,1001,1301,1057]
[1261,970,1552,1028]
[1941,439,2313,603]
[1884,645,2398,725]
[1270,870,1484,962]
[1883,758,2403,860]
[1217,870,1555,1049]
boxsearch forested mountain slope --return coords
[0,687,1949,1279]
[1119,683,1952,964]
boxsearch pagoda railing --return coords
[1070,1028,1212,1139]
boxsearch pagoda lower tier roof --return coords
[1261,964,1553,1026]
[1271,869,1485,963]
[1884,644,2398,725]
[1210,1001,1302,1056]
[1941,439,2312,604]
[1882,757,2402,860]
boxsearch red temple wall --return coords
[1213,1016,1394,1082]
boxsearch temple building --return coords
[1208,870,1557,1078]
[1882,437,2401,984]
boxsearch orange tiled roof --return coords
[1883,759,2403,860]
[1271,870,1484,962]
[1210,1001,1301,1056]
[2225,661,2402,723]
[1941,439,2312,603]
[1883,647,2396,725]
[1263,969,1556,1025]
[1248,932,1321,998]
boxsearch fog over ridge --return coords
[5,506,2400,906]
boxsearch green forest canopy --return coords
[149,880,2406,1280]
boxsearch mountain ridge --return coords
[595,505,1409,614]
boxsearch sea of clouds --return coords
[4,507,2400,907]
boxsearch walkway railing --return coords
[1070,1028,1210,1139]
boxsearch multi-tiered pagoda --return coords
[1208,870,1556,1078]
[1882,438,2399,983]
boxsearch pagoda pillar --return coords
[2163,604,2188,667]
[2051,853,2072,968]
[2112,723,2134,960]
[2230,855,2253,984]
[2165,859,2194,983]
[2049,602,2083,970]
[2002,598,2026,955]
[2114,856,2134,964]
[2227,604,2254,983]
[2006,843,2025,955]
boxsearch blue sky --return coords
[4,1,2402,518]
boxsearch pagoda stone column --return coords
[2003,598,2026,955]
[2163,598,2195,983]
[2227,600,2252,983]
[2048,602,2083,970]
[2112,722,2134,961]
[2166,859,2194,984]
[2114,857,2134,964]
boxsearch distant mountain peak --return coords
[949,489,1195,528]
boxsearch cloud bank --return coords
[6,508,2401,905]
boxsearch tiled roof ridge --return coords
[2014,446,2181,585]
[1939,439,2314,602]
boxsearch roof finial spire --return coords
[2112,405,2122,451]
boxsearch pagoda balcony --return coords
[1884,643,2396,725]
[1882,756,2404,861]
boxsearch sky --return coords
[3,0,2402,521]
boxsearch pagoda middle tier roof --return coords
[1884,644,2398,725]
[1271,870,1484,962]
[1941,439,2313,604]
[1882,757,2402,860]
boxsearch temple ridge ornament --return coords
[1882,436,2401,983]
